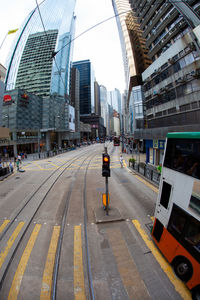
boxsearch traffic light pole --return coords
[105,176,109,215]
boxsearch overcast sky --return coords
[0,0,125,93]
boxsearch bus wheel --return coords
[173,257,193,282]
[192,286,200,300]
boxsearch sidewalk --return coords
[123,151,160,187]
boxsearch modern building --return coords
[1,89,42,155]
[129,0,200,61]
[5,0,76,98]
[0,64,6,126]
[128,0,200,165]
[112,0,151,95]
[99,85,109,133]
[72,60,95,115]
[70,67,80,142]
[94,81,101,116]
[2,0,77,154]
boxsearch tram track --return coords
[51,150,98,300]
[0,148,99,294]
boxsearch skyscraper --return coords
[72,60,95,115]
[5,0,76,98]
[112,0,151,92]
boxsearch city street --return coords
[0,143,191,299]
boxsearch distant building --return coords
[72,60,95,115]
[70,67,80,143]
[99,85,109,132]
[94,81,101,115]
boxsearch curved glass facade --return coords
[5,0,76,97]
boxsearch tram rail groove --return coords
[0,150,96,290]
[0,149,89,241]
[51,151,98,300]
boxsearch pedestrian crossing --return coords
[0,218,190,299]
[21,157,125,171]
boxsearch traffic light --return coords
[102,153,110,177]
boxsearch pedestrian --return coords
[120,154,123,168]
[17,154,22,164]
[16,160,20,171]
[9,162,13,173]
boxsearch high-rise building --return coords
[72,60,95,115]
[5,0,76,98]
[94,81,101,116]
[112,0,151,94]
[99,85,109,131]
[129,0,200,61]
[127,0,200,166]
[0,64,6,126]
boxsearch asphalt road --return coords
[0,143,191,300]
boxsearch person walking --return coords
[16,159,20,171]
[120,154,123,168]
[9,162,13,173]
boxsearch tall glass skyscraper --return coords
[5,0,76,98]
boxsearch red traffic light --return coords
[103,156,109,163]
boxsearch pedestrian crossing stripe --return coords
[74,226,86,300]
[0,222,25,269]
[40,226,60,300]
[0,219,189,299]
[0,219,10,234]
[8,224,41,300]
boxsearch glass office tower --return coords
[5,0,76,98]
[72,60,95,115]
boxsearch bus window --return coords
[160,181,172,209]
[189,180,200,216]
[184,221,200,252]
[168,205,186,238]
[164,138,200,179]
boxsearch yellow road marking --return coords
[40,226,60,300]
[8,224,41,300]
[0,219,10,234]
[133,174,158,193]
[74,225,86,300]
[48,162,59,168]
[132,220,191,300]
[33,161,44,170]
[0,222,25,269]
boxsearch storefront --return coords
[145,139,165,166]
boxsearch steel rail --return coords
[0,149,92,289]
[51,150,99,300]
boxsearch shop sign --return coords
[0,138,10,145]
[158,140,165,150]
[3,95,13,105]
[153,139,158,149]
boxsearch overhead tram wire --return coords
[52,0,190,58]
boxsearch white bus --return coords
[151,132,200,300]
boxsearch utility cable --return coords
[53,0,195,58]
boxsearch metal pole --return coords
[38,128,40,158]
[105,176,109,216]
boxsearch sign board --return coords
[102,193,110,206]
